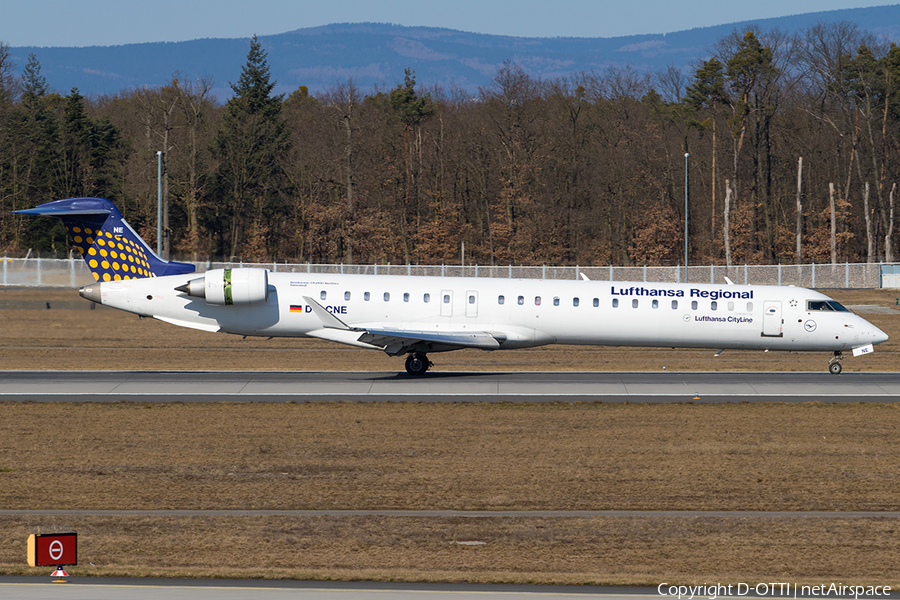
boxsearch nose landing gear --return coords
[828,351,844,375]
[405,353,432,376]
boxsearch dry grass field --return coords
[0,402,899,585]
[0,286,899,585]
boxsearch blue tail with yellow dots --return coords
[14,197,195,281]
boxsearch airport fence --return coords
[0,256,893,289]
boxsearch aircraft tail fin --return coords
[14,197,195,281]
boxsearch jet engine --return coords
[175,268,269,305]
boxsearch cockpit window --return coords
[807,300,850,312]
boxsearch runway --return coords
[4,579,896,600]
[1,370,899,402]
[0,579,649,600]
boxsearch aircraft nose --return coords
[872,325,889,345]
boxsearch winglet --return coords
[14,197,195,281]
[302,296,357,331]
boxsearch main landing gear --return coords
[828,351,844,375]
[405,353,432,376]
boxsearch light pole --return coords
[684,152,690,283]
[156,150,163,257]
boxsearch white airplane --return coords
[16,197,889,375]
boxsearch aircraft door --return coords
[466,290,478,317]
[441,290,453,317]
[762,301,783,337]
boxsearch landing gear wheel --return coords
[828,351,844,375]
[405,353,431,376]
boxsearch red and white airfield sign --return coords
[27,532,77,568]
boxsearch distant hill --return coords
[8,5,900,102]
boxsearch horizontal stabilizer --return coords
[14,198,112,217]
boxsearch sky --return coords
[2,0,898,47]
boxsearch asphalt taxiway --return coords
[1,370,899,402]
[5,580,895,600]
[0,578,640,599]
[3,579,898,600]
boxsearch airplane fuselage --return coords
[83,271,887,355]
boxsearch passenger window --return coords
[613,298,619,308]
[498,295,505,305]
[573,297,580,307]
[424,293,430,303]
[672,300,678,309]
[535,296,541,306]
[652,299,658,309]
[403,292,410,302]
[469,295,475,304]
[553,297,560,306]
[320,291,327,300]
[384,292,390,302]
[364,292,370,301]
[517,296,524,305]
[632,299,639,308]
[727,301,734,311]
[344,291,351,301]
[691,300,698,310]
[747,302,754,311]
[593,298,599,307]
[444,294,451,304]
[711,301,717,311]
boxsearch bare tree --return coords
[173,75,214,261]
[862,181,873,263]
[0,42,20,247]
[724,179,733,267]
[323,79,361,263]
[135,84,181,258]
[655,64,687,103]
[796,157,803,263]
[886,183,895,263]
[830,182,838,264]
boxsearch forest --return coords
[0,21,899,268]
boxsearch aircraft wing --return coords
[301,295,502,355]
[357,328,502,355]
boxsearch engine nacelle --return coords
[176,268,269,305]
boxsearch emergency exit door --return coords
[440,290,453,317]
[465,291,478,317]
